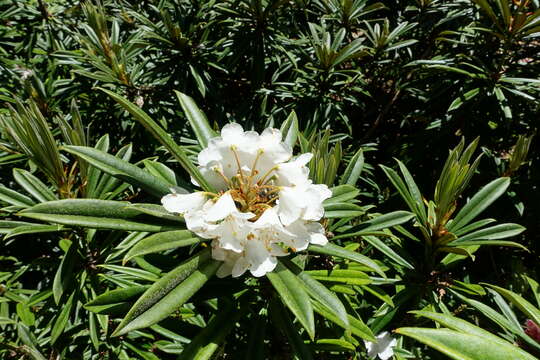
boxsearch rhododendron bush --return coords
[0,1,538,359]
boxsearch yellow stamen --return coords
[257,165,279,186]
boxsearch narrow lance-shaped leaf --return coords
[123,230,201,264]
[13,169,57,202]
[281,258,349,330]
[396,327,537,360]
[99,87,213,192]
[63,145,175,197]
[483,284,540,326]
[341,148,364,186]
[451,223,525,244]
[179,302,247,360]
[410,310,519,347]
[269,297,314,360]
[447,177,510,232]
[280,110,299,148]
[18,199,183,232]
[266,262,315,340]
[50,291,75,344]
[309,243,386,277]
[113,249,215,336]
[174,91,217,148]
[333,211,415,239]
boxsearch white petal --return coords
[314,183,332,201]
[211,240,228,261]
[184,210,216,238]
[231,256,249,277]
[245,241,277,277]
[210,216,251,253]
[280,220,310,252]
[161,192,206,214]
[198,162,229,191]
[310,232,328,246]
[204,192,239,222]
[260,127,282,144]
[364,340,377,358]
[305,222,328,246]
[277,187,304,225]
[250,255,277,277]
[301,184,331,221]
[378,346,395,360]
[216,262,234,278]
[275,153,312,187]
[198,145,222,167]
[221,122,245,141]
[253,206,281,228]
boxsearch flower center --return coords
[220,146,281,220]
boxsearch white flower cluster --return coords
[162,123,332,277]
[364,332,397,360]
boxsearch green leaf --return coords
[113,250,215,336]
[305,269,372,285]
[341,148,364,186]
[396,159,427,225]
[266,262,315,340]
[53,241,77,304]
[85,286,149,311]
[451,223,525,243]
[311,301,375,341]
[63,145,173,197]
[362,235,414,269]
[411,310,516,346]
[20,199,140,218]
[18,199,182,232]
[143,160,178,186]
[325,185,360,204]
[16,303,35,326]
[448,88,481,111]
[451,291,540,352]
[447,178,510,233]
[127,204,185,223]
[380,165,419,216]
[281,258,349,330]
[309,243,385,277]
[0,185,35,207]
[99,264,160,282]
[99,88,212,192]
[494,87,512,120]
[484,284,540,326]
[323,202,365,218]
[179,302,246,360]
[447,240,527,251]
[523,275,540,308]
[310,339,356,351]
[19,213,181,232]
[396,327,537,360]
[5,224,66,240]
[123,230,200,264]
[51,291,75,344]
[269,298,313,360]
[13,169,57,202]
[174,91,217,148]
[280,110,299,148]
[333,211,414,238]
[0,220,34,234]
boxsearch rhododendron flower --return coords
[364,332,397,360]
[162,123,331,277]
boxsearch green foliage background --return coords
[0,0,539,359]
